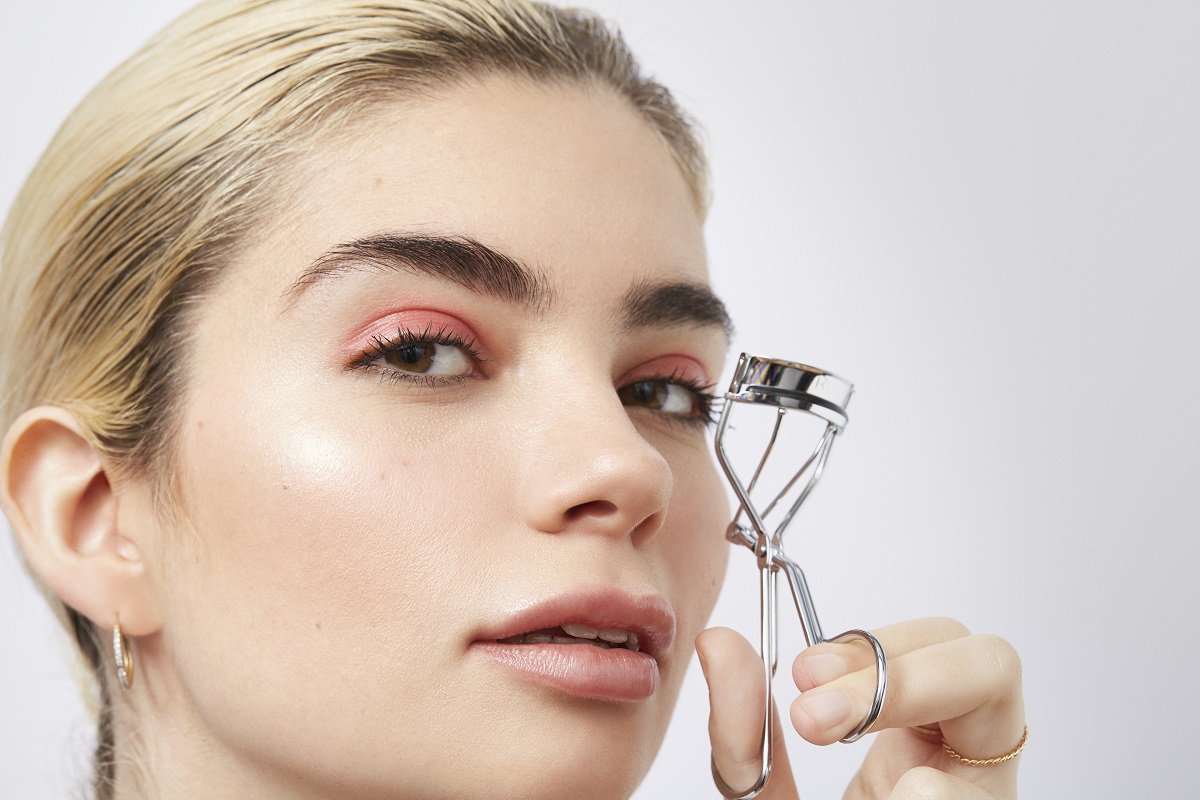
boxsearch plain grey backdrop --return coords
[2,2,1197,797]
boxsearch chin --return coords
[446,747,650,800]
[422,690,671,800]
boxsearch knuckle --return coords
[974,633,1023,686]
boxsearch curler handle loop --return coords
[826,629,888,743]
[777,553,888,743]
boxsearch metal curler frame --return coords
[709,354,888,800]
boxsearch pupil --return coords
[619,380,678,411]
[633,381,663,407]
[387,342,434,372]
[397,344,425,364]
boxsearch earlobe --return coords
[0,406,159,636]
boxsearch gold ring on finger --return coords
[942,725,1028,767]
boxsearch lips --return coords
[470,588,676,702]
[498,624,642,651]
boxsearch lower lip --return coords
[471,642,660,702]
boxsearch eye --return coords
[619,380,695,414]
[380,340,470,375]
[618,376,718,428]
[348,325,482,385]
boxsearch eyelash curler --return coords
[710,354,888,800]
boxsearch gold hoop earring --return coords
[113,615,134,690]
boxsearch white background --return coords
[2,2,1197,798]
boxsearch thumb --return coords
[697,627,799,800]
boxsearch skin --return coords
[144,76,724,799]
[2,75,1024,800]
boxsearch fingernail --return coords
[799,691,851,729]
[803,653,848,685]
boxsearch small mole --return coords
[282,483,289,491]
[373,176,383,188]
[197,420,204,429]
[316,622,322,630]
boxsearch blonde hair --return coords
[0,1,708,796]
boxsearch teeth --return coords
[561,622,599,639]
[497,625,641,651]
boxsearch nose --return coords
[516,374,672,546]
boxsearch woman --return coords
[0,1,1024,797]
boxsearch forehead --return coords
[244,75,709,300]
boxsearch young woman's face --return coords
[142,77,729,798]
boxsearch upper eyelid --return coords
[339,307,485,359]
[613,351,715,386]
[619,367,715,393]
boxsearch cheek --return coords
[162,394,502,700]
[661,449,730,640]
[178,413,440,599]
[154,393,524,776]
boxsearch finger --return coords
[793,617,970,692]
[887,766,996,800]
[697,627,798,800]
[790,632,1024,790]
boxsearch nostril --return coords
[629,511,664,547]
[563,499,618,522]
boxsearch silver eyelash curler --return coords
[710,354,887,800]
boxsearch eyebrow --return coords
[621,279,734,341]
[284,233,553,309]
[284,232,732,340]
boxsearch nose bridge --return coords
[515,366,672,543]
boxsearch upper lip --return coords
[473,586,677,661]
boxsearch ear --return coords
[0,406,160,637]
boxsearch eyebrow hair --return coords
[285,233,553,309]
[621,279,734,340]
[285,232,732,340]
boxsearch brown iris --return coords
[383,342,437,373]
[618,379,694,414]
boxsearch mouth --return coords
[470,588,676,703]
[497,624,642,652]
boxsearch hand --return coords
[698,618,1024,799]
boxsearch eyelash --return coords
[346,324,485,387]
[347,329,721,428]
